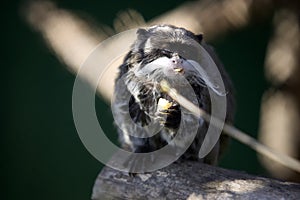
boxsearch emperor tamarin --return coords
[112,25,235,170]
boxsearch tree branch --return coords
[92,161,300,199]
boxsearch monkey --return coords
[112,24,235,172]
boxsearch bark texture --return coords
[92,161,300,200]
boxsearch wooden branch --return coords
[92,161,300,199]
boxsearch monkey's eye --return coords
[160,49,173,58]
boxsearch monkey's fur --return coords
[113,25,235,170]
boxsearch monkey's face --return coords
[130,25,204,80]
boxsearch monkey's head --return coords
[126,25,204,78]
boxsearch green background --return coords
[3,0,271,199]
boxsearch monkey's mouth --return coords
[173,67,184,74]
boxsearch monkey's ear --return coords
[133,28,150,51]
[137,28,148,35]
[136,28,149,40]
[196,33,203,42]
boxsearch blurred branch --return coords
[23,1,113,100]
[259,8,300,181]
[150,0,274,40]
[23,0,278,102]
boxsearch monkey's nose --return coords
[171,55,184,73]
